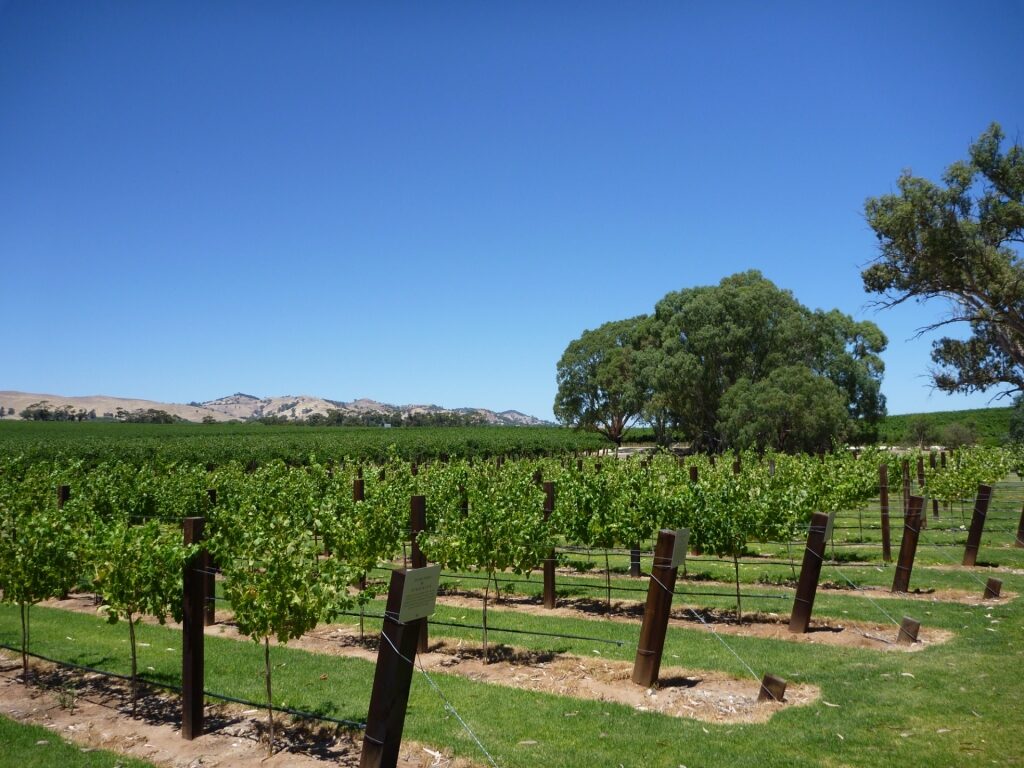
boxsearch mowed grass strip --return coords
[0,714,155,768]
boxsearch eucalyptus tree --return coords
[863,123,1024,398]
[554,315,650,447]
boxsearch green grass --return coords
[0,715,154,768]
[3,482,1024,767]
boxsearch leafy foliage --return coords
[555,271,887,451]
[863,122,1024,397]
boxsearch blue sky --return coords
[2,1,1022,421]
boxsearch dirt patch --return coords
[430,593,955,651]
[0,653,460,768]
[40,595,816,725]
[296,626,818,724]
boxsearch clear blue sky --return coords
[2,1,1022,421]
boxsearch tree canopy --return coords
[553,316,650,446]
[862,122,1024,397]
[554,271,887,451]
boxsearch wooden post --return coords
[897,616,920,644]
[409,496,428,654]
[963,484,994,567]
[57,485,70,508]
[1016,503,1024,549]
[984,578,1002,599]
[916,455,928,530]
[732,459,741,476]
[757,674,787,703]
[892,496,924,593]
[879,463,892,563]
[629,546,642,578]
[543,483,557,609]
[203,489,217,626]
[182,517,206,740]
[929,453,939,519]
[788,512,829,633]
[359,569,430,768]
[354,477,365,503]
[688,466,699,483]
[632,530,679,687]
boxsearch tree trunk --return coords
[733,554,742,622]
[19,602,28,682]
[264,637,274,756]
[482,576,490,664]
[128,614,138,716]
[604,550,612,614]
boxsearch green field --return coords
[876,406,1014,447]
[0,420,606,466]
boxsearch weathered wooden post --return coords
[360,565,440,768]
[688,466,699,483]
[929,453,939,519]
[409,496,428,654]
[897,616,921,644]
[901,459,911,516]
[182,517,206,740]
[892,496,924,593]
[354,476,365,503]
[632,529,686,687]
[57,485,70,508]
[788,512,830,633]
[984,578,1003,599]
[963,484,994,567]
[543,482,557,609]
[757,674,787,703]
[1016,503,1024,549]
[879,463,892,563]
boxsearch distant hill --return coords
[878,406,1014,447]
[0,390,550,426]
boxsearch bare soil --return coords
[430,590,956,651]
[0,652,458,768]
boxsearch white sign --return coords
[670,528,690,569]
[824,512,837,541]
[398,564,442,623]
